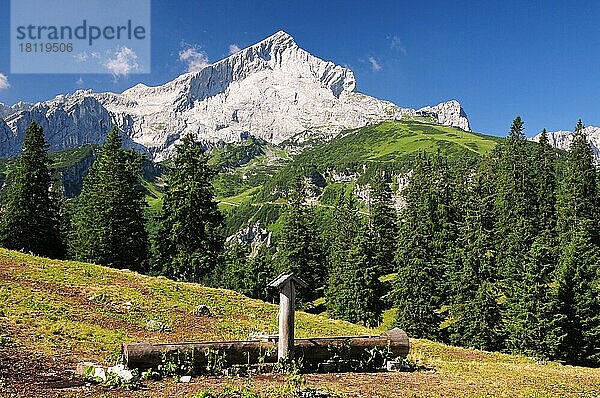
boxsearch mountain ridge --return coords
[0,31,471,160]
[533,126,600,160]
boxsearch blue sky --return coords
[1,0,600,137]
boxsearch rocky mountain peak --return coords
[257,30,296,47]
[0,31,472,160]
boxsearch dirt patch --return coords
[0,342,91,397]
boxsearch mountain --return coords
[0,101,31,119]
[0,31,471,161]
[533,126,600,160]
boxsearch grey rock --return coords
[386,360,404,372]
[417,100,471,131]
[145,320,169,332]
[193,304,214,317]
[75,361,98,376]
[533,126,600,162]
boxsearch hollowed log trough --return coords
[122,328,409,370]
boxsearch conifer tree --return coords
[275,178,325,305]
[449,156,504,350]
[504,129,558,357]
[556,120,597,246]
[493,117,555,354]
[70,127,148,271]
[507,229,557,357]
[368,177,397,275]
[394,153,457,339]
[153,133,224,283]
[325,194,383,326]
[214,244,275,301]
[325,194,358,314]
[244,249,276,300]
[494,117,537,280]
[327,226,383,326]
[551,120,600,365]
[534,129,557,232]
[0,121,63,258]
[326,193,361,276]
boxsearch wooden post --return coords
[278,278,294,360]
[268,273,308,361]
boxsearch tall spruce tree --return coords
[328,227,383,326]
[368,177,398,275]
[275,178,325,305]
[326,193,361,276]
[493,117,552,354]
[534,129,557,233]
[556,120,597,245]
[70,127,148,271]
[394,153,457,339]
[552,120,600,365]
[213,244,275,301]
[494,117,537,280]
[0,121,63,258]
[326,194,359,315]
[504,129,558,357]
[449,156,504,351]
[326,194,383,326]
[153,133,224,283]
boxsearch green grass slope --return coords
[0,249,368,364]
[220,120,502,233]
[219,120,501,204]
[0,249,599,397]
[291,120,499,168]
[251,120,499,205]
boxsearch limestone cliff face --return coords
[0,31,472,160]
[417,100,471,132]
[0,93,142,157]
[532,127,600,161]
[0,102,31,119]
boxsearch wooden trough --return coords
[123,273,409,371]
[122,328,409,369]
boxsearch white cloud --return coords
[369,56,382,72]
[74,52,89,62]
[390,36,407,54]
[0,73,10,90]
[179,44,210,72]
[228,43,241,55]
[104,47,139,77]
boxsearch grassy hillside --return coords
[219,120,502,235]
[217,119,501,204]
[0,249,367,360]
[286,120,499,168]
[0,249,598,397]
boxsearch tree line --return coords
[0,123,224,283]
[0,119,598,367]
[395,118,599,366]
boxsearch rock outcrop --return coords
[0,93,143,158]
[0,102,31,119]
[417,100,471,132]
[532,126,600,161]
